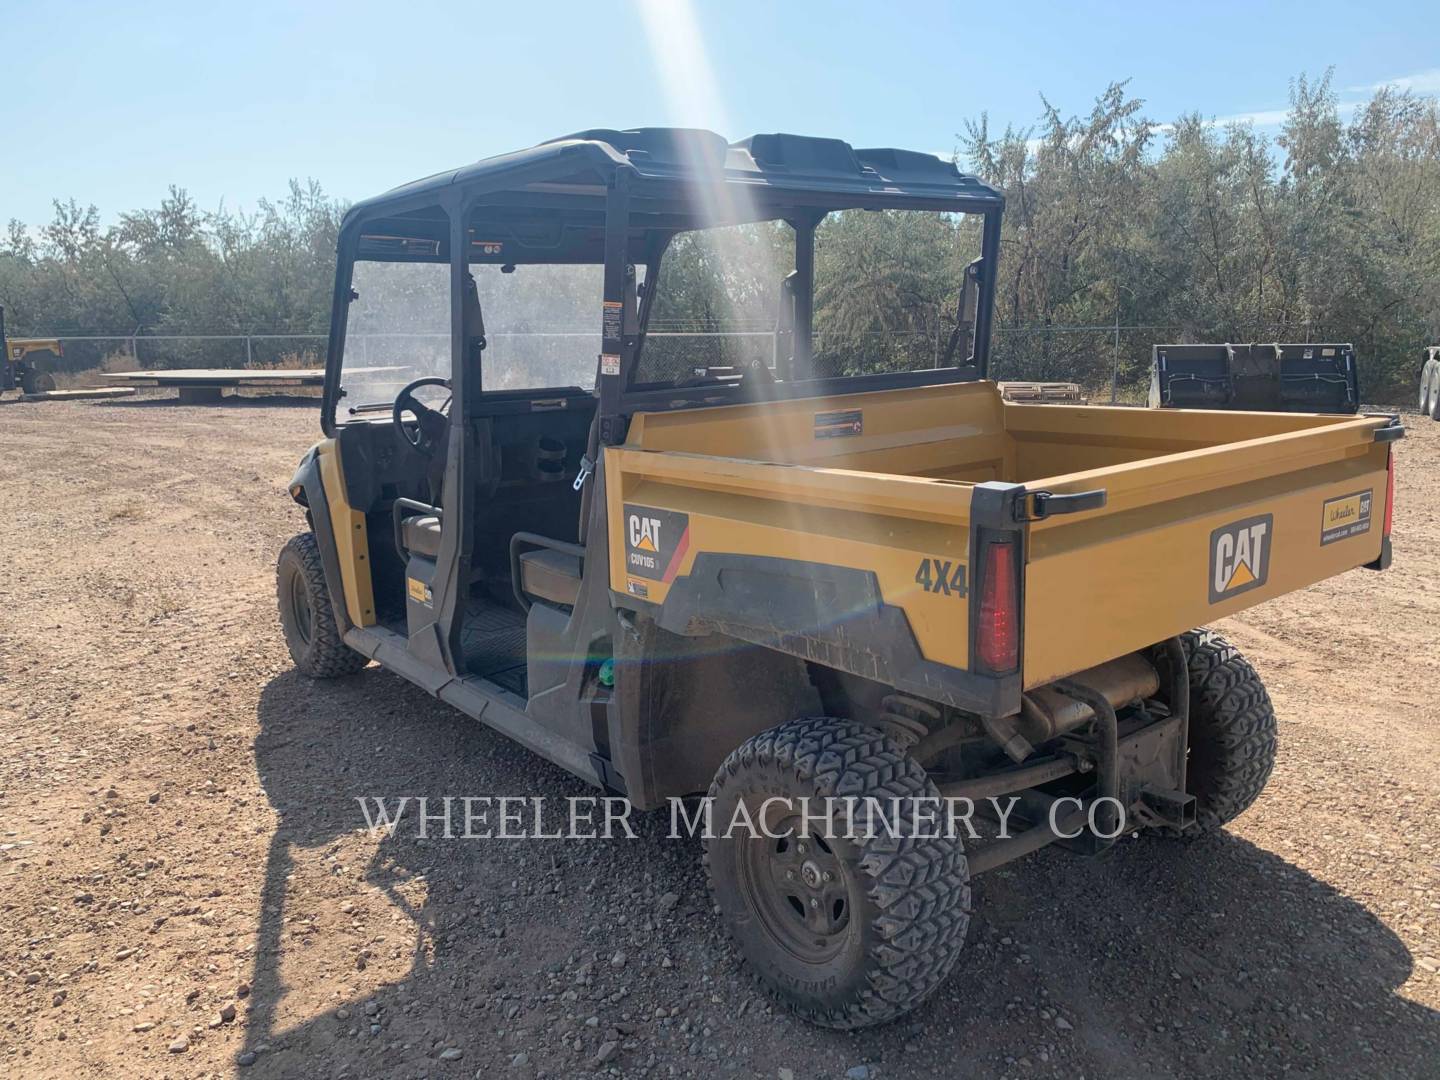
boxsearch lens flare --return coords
[635,0,793,470]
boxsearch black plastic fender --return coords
[288,447,354,637]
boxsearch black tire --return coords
[1168,629,1277,838]
[21,370,56,395]
[1429,367,1440,420]
[704,717,971,1029]
[1419,368,1431,414]
[276,532,367,678]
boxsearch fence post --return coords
[1110,308,1121,404]
[245,336,253,368]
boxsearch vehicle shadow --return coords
[242,666,619,1077]
[242,667,1440,1078]
[965,832,1440,1076]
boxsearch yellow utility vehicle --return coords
[277,130,1401,1028]
[0,306,62,394]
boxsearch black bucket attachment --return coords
[1149,343,1359,414]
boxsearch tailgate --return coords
[1022,412,1399,687]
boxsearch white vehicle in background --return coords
[1418,346,1440,420]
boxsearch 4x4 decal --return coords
[914,557,968,598]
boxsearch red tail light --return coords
[1383,451,1395,538]
[976,539,1019,673]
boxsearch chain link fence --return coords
[34,321,1370,403]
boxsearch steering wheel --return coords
[392,376,452,457]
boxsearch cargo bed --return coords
[607,381,1397,704]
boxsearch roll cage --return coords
[321,127,1005,443]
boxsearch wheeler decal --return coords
[407,577,433,606]
[1320,490,1372,546]
[623,505,690,583]
[1209,514,1272,603]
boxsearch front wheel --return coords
[276,532,368,678]
[1166,629,1277,838]
[704,717,971,1029]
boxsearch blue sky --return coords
[2,0,1438,226]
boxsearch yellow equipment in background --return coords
[0,306,62,394]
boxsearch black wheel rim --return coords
[738,810,851,962]
[289,572,313,644]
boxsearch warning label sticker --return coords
[602,301,623,342]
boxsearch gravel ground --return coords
[0,392,1436,1080]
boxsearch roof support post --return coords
[320,226,360,436]
[598,167,636,446]
[791,213,821,381]
[973,208,1002,379]
[423,196,470,676]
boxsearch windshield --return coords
[339,260,449,413]
[337,261,611,419]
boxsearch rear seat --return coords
[517,547,582,607]
[401,515,442,559]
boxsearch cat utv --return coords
[279,129,1401,1029]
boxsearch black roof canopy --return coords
[344,128,1003,263]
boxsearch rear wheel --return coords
[21,370,56,394]
[277,532,367,678]
[1419,368,1431,414]
[704,717,971,1029]
[1166,629,1277,838]
[1429,366,1440,420]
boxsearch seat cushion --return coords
[401,515,442,559]
[518,547,582,607]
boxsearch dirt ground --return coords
[0,392,1436,1080]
